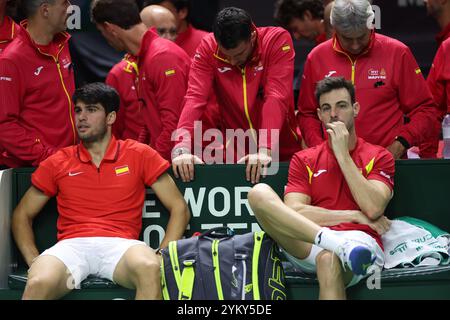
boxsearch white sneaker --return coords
[337,241,375,276]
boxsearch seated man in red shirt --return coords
[248,77,393,300]
[11,83,190,300]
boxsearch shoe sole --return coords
[348,246,374,276]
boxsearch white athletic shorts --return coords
[281,229,385,287]
[40,237,147,289]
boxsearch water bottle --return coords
[443,114,450,159]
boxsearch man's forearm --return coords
[159,202,190,248]
[336,154,387,219]
[12,215,40,267]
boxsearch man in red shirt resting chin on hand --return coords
[248,77,394,300]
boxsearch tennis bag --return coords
[160,227,287,300]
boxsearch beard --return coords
[78,125,107,143]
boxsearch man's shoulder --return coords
[0,36,29,63]
[41,145,77,167]
[146,37,190,64]
[257,26,291,43]
[358,138,393,161]
[441,37,450,52]
[120,139,159,157]
[292,143,327,164]
[373,33,409,52]
[190,25,208,38]
[307,38,333,59]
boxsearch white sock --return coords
[314,227,346,254]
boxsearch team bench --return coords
[1,161,450,300]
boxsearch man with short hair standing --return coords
[0,0,77,168]
[173,7,302,184]
[91,0,191,161]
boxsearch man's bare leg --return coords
[23,255,73,300]
[248,183,320,259]
[113,244,161,300]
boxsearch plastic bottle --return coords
[443,114,450,159]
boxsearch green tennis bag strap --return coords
[160,227,286,300]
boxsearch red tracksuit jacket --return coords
[428,30,450,116]
[176,27,301,161]
[298,32,439,155]
[175,24,208,59]
[0,22,76,168]
[106,54,144,141]
[0,16,18,55]
[137,29,191,161]
[421,27,450,157]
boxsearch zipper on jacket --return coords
[37,46,77,145]
[55,59,77,144]
[241,67,257,144]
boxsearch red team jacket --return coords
[176,27,301,161]
[0,22,76,167]
[428,27,450,116]
[106,54,144,141]
[298,32,439,157]
[0,16,18,55]
[137,29,191,161]
[175,24,208,59]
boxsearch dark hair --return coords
[73,83,120,115]
[315,77,355,105]
[91,0,141,29]
[274,0,324,28]
[21,0,56,18]
[212,7,253,50]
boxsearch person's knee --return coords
[248,183,274,211]
[24,275,57,298]
[131,257,160,281]
[316,251,342,274]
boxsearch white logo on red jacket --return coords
[325,71,337,78]
[34,66,44,76]
[0,76,12,82]
[218,67,232,73]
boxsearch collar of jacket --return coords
[213,23,261,66]
[332,29,375,60]
[0,16,16,42]
[18,20,70,58]
[137,28,159,60]
[436,22,450,46]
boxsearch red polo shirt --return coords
[31,137,169,242]
[285,138,395,249]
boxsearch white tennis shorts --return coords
[40,237,147,289]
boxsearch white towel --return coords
[381,219,450,269]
